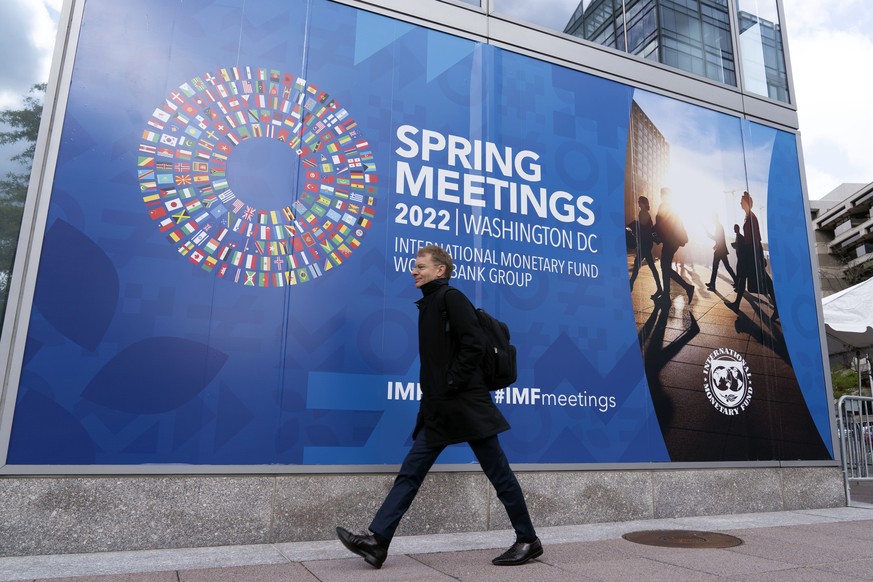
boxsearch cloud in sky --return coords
[784,0,873,198]
[0,0,61,110]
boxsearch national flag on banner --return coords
[176,149,192,160]
[188,250,205,264]
[142,130,159,142]
[172,209,189,224]
[178,241,195,256]
[140,144,157,154]
[178,187,196,199]
[167,230,183,243]
[192,230,208,246]
[152,107,170,123]
[244,271,256,286]
[158,217,174,232]
[157,147,174,158]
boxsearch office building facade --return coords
[0,0,840,556]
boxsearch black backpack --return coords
[438,286,517,391]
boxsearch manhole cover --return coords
[622,530,743,548]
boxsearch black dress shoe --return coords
[492,538,543,566]
[336,526,388,569]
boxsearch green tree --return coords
[0,83,45,321]
[832,365,861,401]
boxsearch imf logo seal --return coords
[703,348,752,415]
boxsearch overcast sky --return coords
[0,0,869,200]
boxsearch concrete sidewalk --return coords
[2,507,872,581]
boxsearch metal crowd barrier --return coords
[837,396,873,506]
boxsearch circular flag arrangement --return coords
[137,66,377,287]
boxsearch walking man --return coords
[336,244,542,569]
[705,212,736,291]
[654,187,694,304]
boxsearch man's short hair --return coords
[418,244,453,278]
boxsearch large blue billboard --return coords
[1,0,832,467]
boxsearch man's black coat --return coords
[413,278,510,448]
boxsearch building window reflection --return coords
[736,0,789,102]
[492,0,789,103]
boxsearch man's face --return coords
[411,252,445,288]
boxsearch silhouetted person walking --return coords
[629,195,662,300]
[706,212,736,290]
[653,188,694,304]
[726,192,778,319]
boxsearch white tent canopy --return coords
[822,277,873,355]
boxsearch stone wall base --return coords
[0,466,845,557]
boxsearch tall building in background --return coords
[625,101,669,224]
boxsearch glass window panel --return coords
[496,0,737,88]
[493,0,591,34]
[736,0,789,102]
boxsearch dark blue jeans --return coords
[368,430,536,544]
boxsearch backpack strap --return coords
[434,284,456,333]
